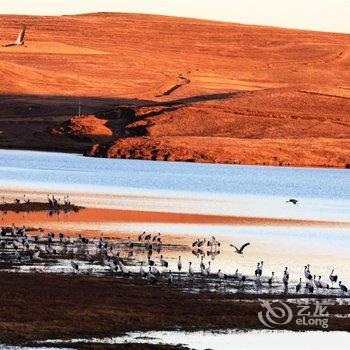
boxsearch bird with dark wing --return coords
[230,242,250,255]
[286,198,299,205]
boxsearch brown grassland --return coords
[0,13,349,167]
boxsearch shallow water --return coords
[0,149,349,221]
[1,222,350,296]
[37,329,350,349]
[0,149,350,285]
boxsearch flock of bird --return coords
[0,221,348,295]
[2,194,72,209]
[255,261,348,294]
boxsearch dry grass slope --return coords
[0,13,349,167]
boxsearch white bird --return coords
[86,252,94,264]
[217,269,227,280]
[314,275,321,289]
[177,256,182,272]
[152,232,159,242]
[234,269,241,280]
[296,278,302,293]
[4,25,27,47]
[14,250,21,262]
[159,255,168,268]
[140,262,148,278]
[207,236,220,248]
[205,261,211,276]
[268,272,274,286]
[126,236,134,249]
[255,261,264,277]
[138,231,146,241]
[189,262,194,277]
[329,269,338,284]
[315,275,329,289]
[304,265,312,280]
[102,257,110,266]
[151,265,160,276]
[45,245,56,255]
[339,281,348,294]
[306,280,314,293]
[109,246,119,257]
[12,240,19,250]
[107,259,118,272]
[234,269,246,283]
[119,260,131,276]
[167,271,173,285]
[71,260,79,272]
[147,267,157,284]
[30,250,40,261]
[201,265,208,277]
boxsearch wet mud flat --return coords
[0,271,349,347]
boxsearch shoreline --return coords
[1,146,350,170]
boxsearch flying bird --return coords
[230,242,250,255]
[286,198,299,205]
[3,25,27,47]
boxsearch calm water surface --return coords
[0,150,349,221]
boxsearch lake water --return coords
[0,149,349,284]
[0,149,349,221]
